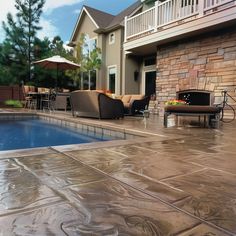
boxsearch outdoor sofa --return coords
[70,90,124,119]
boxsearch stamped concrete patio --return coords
[0,110,236,235]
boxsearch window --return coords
[90,70,97,90]
[108,66,117,94]
[81,70,96,90]
[109,32,115,44]
[144,57,156,66]
[82,72,89,90]
[82,34,97,56]
[80,35,98,90]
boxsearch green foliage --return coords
[77,34,101,72]
[84,47,102,71]
[67,33,101,86]
[4,99,23,108]
[0,0,77,90]
[1,0,45,84]
[33,36,75,89]
[49,36,73,58]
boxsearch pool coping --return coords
[0,111,167,158]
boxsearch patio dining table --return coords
[27,92,50,110]
[27,91,71,110]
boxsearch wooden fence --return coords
[0,86,24,104]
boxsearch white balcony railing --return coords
[157,0,198,27]
[125,0,234,41]
[125,7,156,39]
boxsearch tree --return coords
[2,0,45,84]
[33,36,75,89]
[49,36,74,58]
[70,34,102,89]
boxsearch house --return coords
[69,0,236,110]
[124,0,236,109]
[68,2,142,95]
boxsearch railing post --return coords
[154,1,159,32]
[124,16,128,42]
[198,0,204,17]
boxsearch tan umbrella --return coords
[33,55,80,89]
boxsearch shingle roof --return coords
[85,1,142,31]
[106,1,142,30]
[84,5,115,29]
[70,1,142,43]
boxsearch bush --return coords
[4,99,23,108]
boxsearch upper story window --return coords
[109,32,115,44]
[144,56,156,66]
[82,34,97,56]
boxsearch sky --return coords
[0,0,137,45]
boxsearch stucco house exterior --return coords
[69,0,236,111]
[68,2,142,95]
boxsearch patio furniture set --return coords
[24,86,224,128]
[70,90,223,128]
[23,85,70,111]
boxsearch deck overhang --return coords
[124,5,236,55]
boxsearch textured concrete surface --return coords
[0,111,236,235]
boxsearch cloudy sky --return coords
[0,0,137,44]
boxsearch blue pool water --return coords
[0,119,112,151]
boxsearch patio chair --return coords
[22,85,37,109]
[120,94,150,115]
[41,91,56,111]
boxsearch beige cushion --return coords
[130,95,144,101]
[37,87,45,93]
[121,95,131,103]
[95,90,104,94]
[123,102,130,108]
[23,86,30,94]
[116,95,123,100]
[29,86,35,92]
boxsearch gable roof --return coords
[84,6,115,29]
[69,1,142,44]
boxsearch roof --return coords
[84,5,115,29]
[69,1,142,44]
[106,1,142,30]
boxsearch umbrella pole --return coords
[56,64,58,92]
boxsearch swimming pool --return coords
[0,119,115,151]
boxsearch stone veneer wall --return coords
[156,27,236,107]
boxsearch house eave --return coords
[70,6,100,42]
[94,24,122,34]
[67,41,76,47]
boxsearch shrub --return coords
[4,99,23,108]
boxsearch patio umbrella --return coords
[33,55,80,89]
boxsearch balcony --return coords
[124,0,236,52]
